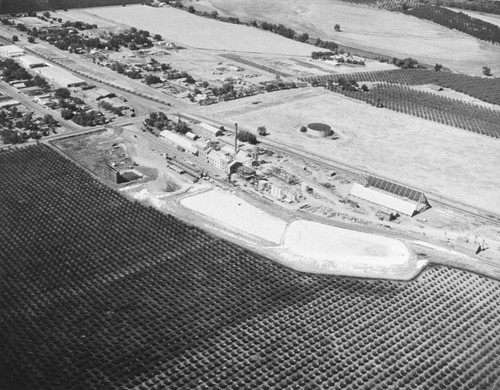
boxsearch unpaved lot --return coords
[191,88,500,215]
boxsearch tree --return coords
[297,32,309,43]
[434,63,442,72]
[55,88,71,99]
[237,130,257,144]
[144,74,162,85]
[300,126,307,133]
[153,34,162,41]
[12,35,18,42]
[28,36,35,43]
[175,120,190,134]
[185,74,195,84]
[43,11,51,18]
[188,5,196,13]
[361,84,369,92]
[257,126,267,136]
[334,24,341,32]
[483,66,492,76]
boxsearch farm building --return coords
[0,45,25,58]
[199,122,223,137]
[160,131,198,155]
[348,173,429,216]
[16,55,47,69]
[34,66,86,88]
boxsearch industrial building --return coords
[160,131,198,155]
[0,45,25,58]
[34,65,87,88]
[207,149,233,172]
[16,55,47,69]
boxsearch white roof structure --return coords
[349,183,417,216]
[35,66,86,88]
[16,55,47,69]
[160,131,198,154]
[199,122,223,136]
[0,45,25,58]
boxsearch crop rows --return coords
[338,83,500,137]
[301,69,500,105]
[1,145,500,390]
[404,5,500,45]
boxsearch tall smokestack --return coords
[234,123,238,155]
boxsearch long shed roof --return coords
[349,183,417,216]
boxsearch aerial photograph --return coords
[0,0,499,388]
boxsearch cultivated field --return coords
[1,145,500,390]
[193,88,500,216]
[200,0,500,75]
[445,7,500,27]
[85,5,316,55]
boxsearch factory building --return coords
[207,149,233,172]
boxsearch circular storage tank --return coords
[306,123,333,138]
[301,182,309,192]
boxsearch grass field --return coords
[200,0,500,75]
[193,88,500,216]
[1,145,500,390]
[85,5,316,55]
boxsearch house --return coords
[86,87,116,101]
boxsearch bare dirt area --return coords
[84,5,316,56]
[190,87,500,216]
[199,0,500,76]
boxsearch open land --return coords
[85,5,315,55]
[199,0,500,76]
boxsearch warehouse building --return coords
[34,65,86,88]
[16,55,47,69]
[199,122,223,137]
[0,45,25,58]
[160,131,198,155]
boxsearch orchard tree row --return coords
[1,144,500,390]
